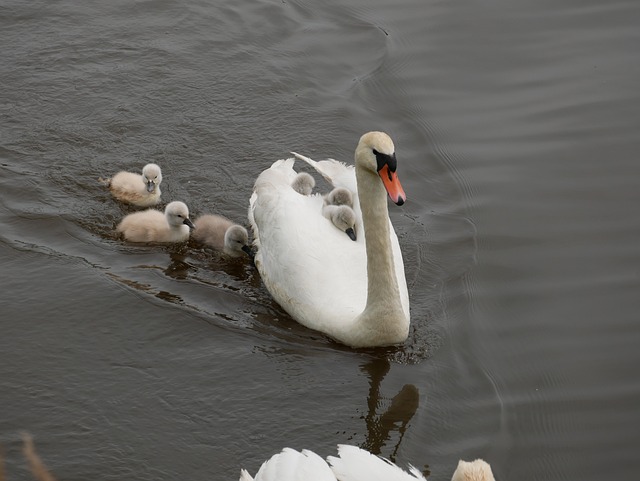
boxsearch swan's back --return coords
[240,448,336,481]
[250,159,368,333]
[327,445,426,481]
[239,445,495,481]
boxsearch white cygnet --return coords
[192,214,252,258]
[451,459,496,481]
[322,204,357,241]
[117,201,194,243]
[291,172,315,196]
[324,187,353,207]
[103,163,163,207]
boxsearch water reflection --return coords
[163,251,192,280]
[359,358,419,462]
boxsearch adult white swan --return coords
[239,444,496,481]
[248,131,410,347]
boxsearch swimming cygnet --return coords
[324,187,353,207]
[323,204,357,241]
[117,201,194,243]
[451,459,496,481]
[291,172,315,196]
[103,163,163,207]
[192,214,252,258]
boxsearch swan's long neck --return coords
[355,166,406,344]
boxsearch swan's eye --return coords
[373,150,398,173]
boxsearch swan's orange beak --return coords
[379,164,406,206]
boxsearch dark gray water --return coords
[2,0,639,479]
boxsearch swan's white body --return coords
[239,445,495,481]
[106,163,163,207]
[192,214,251,257]
[117,201,194,243]
[248,132,409,347]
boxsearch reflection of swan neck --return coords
[355,162,404,336]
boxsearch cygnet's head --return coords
[164,201,195,229]
[291,172,315,196]
[450,459,495,481]
[328,205,357,241]
[224,225,252,257]
[325,187,353,207]
[142,163,163,193]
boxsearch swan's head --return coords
[291,172,316,196]
[142,163,163,193]
[450,459,496,481]
[355,131,406,205]
[224,225,253,257]
[325,187,353,207]
[165,201,195,229]
[328,205,357,241]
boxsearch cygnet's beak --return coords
[345,227,357,241]
[146,181,155,193]
[241,244,254,258]
[183,218,195,229]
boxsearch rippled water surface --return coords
[2,0,639,480]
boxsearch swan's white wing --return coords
[250,159,368,338]
[327,445,427,481]
[291,152,357,193]
[241,448,337,481]
[290,153,410,323]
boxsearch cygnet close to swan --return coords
[323,186,357,240]
[293,171,356,239]
[248,131,409,348]
[103,163,163,207]
[324,187,353,207]
[192,214,252,258]
[239,445,496,481]
[117,201,194,243]
[291,172,316,196]
[322,204,357,241]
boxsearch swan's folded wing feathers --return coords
[250,163,367,332]
[246,448,336,481]
[328,445,427,481]
[291,152,356,193]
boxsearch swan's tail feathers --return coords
[246,448,335,481]
[239,469,254,481]
[328,445,427,481]
[290,151,316,166]
[270,158,296,171]
[98,176,111,187]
